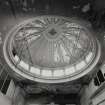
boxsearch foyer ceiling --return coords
[3,16,101,83]
[0,0,104,94]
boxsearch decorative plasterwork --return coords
[3,16,101,83]
[25,83,82,94]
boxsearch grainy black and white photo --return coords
[0,0,105,105]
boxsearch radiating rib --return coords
[43,17,51,25]
[23,37,34,68]
[57,18,66,26]
[60,36,74,64]
[33,19,46,27]
[57,41,65,65]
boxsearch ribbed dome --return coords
[3,16,101,83]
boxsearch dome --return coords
[3,16,101,83]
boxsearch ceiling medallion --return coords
[3,16,101,83]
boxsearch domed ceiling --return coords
[3,16,101,83]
